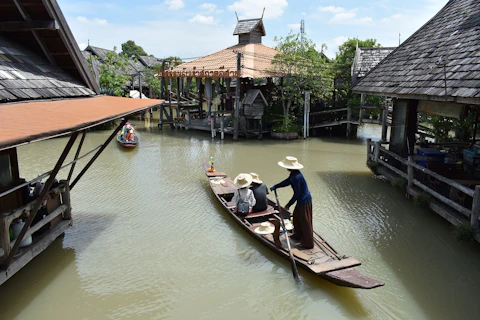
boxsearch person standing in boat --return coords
[232,173,256,215]
[270,156,313,249]
[249,173,269,213]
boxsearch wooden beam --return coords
[0,20,58,31]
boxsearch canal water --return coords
[1,123,480,319]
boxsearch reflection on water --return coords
[1,123,480,319]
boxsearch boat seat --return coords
[246,205,275,219]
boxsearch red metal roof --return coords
[0,95,163,151]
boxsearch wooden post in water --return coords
[59,180,71,220]
[407,156,414,192]
[346,106,352,138]
[220,113,225,140]
[211,111,215,138]
[374,141,380,163]
[381,104,388,142]
[233,52,241,141]
[471,185,480,229]
[367,138,372,162]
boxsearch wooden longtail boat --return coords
[204,164,384,289]
[117,125,138,148]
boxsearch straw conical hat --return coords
[278,156,304,169]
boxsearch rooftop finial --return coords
[261,7,265,20]
[235,11,239,21]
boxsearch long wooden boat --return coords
[204,164,384,289]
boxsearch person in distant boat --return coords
[125,129,134,142]
[249,173,269,213]
[270,156,313,249]
[231,173,256,216]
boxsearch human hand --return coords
[285,205,290,211]
[270,185,276,191]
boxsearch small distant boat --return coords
[117,123,138,148]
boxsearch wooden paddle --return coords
[274,189,300,282]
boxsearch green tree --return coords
[88,46,130,96]
[144,64,162,98]
[332,38,380,108]
[121,40,148,58]
[271,32,332,131]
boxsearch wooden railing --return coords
[367,139,480,229]
[0,181,71,264]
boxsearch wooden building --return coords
[0,0,163,285]
[83,45,163,98]
[158,15,280,140]
[353,0,480,241]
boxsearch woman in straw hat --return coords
[231,173,256,215]
[249,173,269,213]
[270,156,313,249]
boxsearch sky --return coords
[57,0,449,61]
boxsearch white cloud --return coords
[76,16,108,25]
[201,3,217,12]
[165,0,184,10]
[318,6,345,13]
[287,23,300,30]
[188,15,217,25]
[228,0,288,19]
[380,14,403,23]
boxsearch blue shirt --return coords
[274,170,312,208]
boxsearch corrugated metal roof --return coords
[0,36,96,102]
[0,95,163,151]
[352,0,480,104]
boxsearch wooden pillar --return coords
[407,156,414,191]
[367,138,372,162]
[187,110,191,125]
[211,111,215,138]
[0,217,10,265]
[221,113,225,140]
[158,104,163,130]
[198,78,203,119]
[258,120,262,140]
[374,141,380,163]
[234,52,241,141]
[381,104,388,142]
[59,180,71,220]
[471,185,480,229]
[346,107,352,138]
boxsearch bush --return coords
[452,222,475,241]
[391,177,407,190]
[413,192,430,206]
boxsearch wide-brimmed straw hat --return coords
[278,156,304,169]
[234,173,253,188]
[282,219,294,231]
[250,172,263,184]
[254,221,275,234]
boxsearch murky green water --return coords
[1,123,480,319]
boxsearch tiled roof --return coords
[0,36,96,102]
[233,18,265,36]
[351,47,396,85]
[170,43,280,79]
[352,0,480,105]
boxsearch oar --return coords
[274,189,300,282]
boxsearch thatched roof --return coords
[352,0,480,105]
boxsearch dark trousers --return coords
[293,202,313,249]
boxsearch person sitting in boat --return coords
[231,173,256,216]
[270,156,313,249]
[249,172,269,213]
[125,129,135,142]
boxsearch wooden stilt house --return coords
[0,0,163,285]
